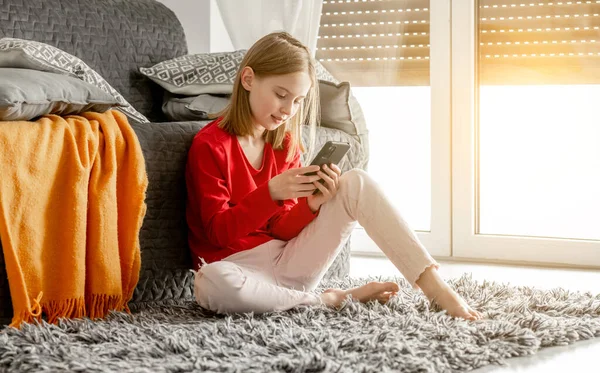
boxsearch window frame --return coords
[350,0,452,258]
[451,0,600,268]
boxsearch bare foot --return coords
[320,281,399,308]
[430,285,483,321]
[416,265,483,321]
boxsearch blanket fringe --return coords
[8,293,127,327]
[87,294,123,320]
[44,297,87,324]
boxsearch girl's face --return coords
[241,67,312,132]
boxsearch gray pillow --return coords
[140,51,246,96]
[0,38,148,123]
[141,51,338,97]
[0,68,120,121]
[158,77,367,140]
[162,93,230,121]
[318,80,367,137]
[318,80,369,161]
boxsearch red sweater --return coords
[185,119,319,270]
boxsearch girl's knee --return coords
[340,168,368,183]
[194,261,247,311]
[339,168,371,194]
[197,261,246,291]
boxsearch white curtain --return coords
[215,0,323,56]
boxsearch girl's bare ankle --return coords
[320,289,344,307]
[415,265,449,301]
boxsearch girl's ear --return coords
[240,66,255,91]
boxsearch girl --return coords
[186,32,482,321]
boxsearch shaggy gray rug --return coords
[1,273,599,373]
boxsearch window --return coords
[477,0,600,240]
[317,0,434,233]
[452,0,600,267]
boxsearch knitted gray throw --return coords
[1,274,599,372]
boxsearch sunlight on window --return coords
[479,85,600,240]
[352,87,431,232]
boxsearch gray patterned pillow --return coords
[0,68,120,121]
[0,38,148,123]
[141,50,338,97]
[140,51,247,96]
[144,49,366,139]
[314,60,340,84]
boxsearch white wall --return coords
[157,0,210,54]
[157,0,233,54]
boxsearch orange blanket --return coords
[0,110,148,328]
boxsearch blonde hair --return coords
[216,31,319,162]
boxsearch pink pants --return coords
[193,168,439,314]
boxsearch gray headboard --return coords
[0,0,188,122]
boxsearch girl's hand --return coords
[307,164,342,212]
[268,165,322,201]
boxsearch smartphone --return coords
[307,141,351,171]
[305,141,351,193]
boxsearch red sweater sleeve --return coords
[188,140,282,248]
[267,150,319,240]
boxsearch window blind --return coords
[479,0,600,85]
[316,0,431,87]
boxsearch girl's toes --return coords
[375,281,399,293]
[385,282,400,292]
[377,292,393,304]
[468,307,482,320]
[457,306,474,320]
